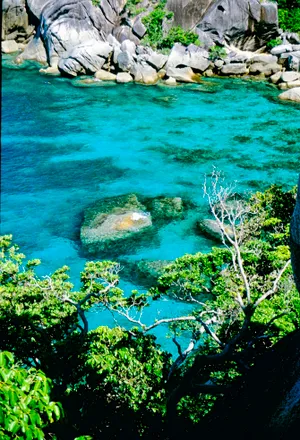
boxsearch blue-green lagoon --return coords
[1,57,299,351]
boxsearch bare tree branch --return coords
[254,260,291,308]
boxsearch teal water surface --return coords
[1,56,299,353]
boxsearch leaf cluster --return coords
[0,351,62,439]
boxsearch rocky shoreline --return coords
[2,0,300,102]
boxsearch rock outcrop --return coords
[2,0,298,87]
[16,0,125,68]
[2,0,34,42]
[167,0,214,30]
[291,176,300,292]
[196,0,278,51]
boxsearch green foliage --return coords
[91,0,101,6]
[63,327,171,437]
[152,247,232,300]
[142,2,199,50]
[141,0,172,48]
[249,184,297,246]
[278,8,300,32]
[0,235,85,380]
[209,45,227,61]
[0,351,62,439]
[0,183,298,435]
[141,0,200,49]
[0,236,169,438]
[277,0,300,31]
[125,0,146,16]
[160,26,200,49]
[266,38,282,49]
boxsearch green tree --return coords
[0,351,62,439]
[0,176,298,437]
[277,0,300,31]
[0,237,170,438]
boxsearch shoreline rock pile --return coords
[2,0,300,101]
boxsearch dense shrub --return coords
[277,0,300,31]
[209,45,227,60]
[266,38,282,48]
[160,26,200,48]
[141,0,199,49]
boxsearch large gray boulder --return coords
[130,62,159,84]
[249,62,281,76]
[17,35,47,63]
[39,0,106,65]
[197,0,278,50]
[278,87,300,102]
[26,0,49,19]
[280,71,300,83]
[166,65,200,82]
[1,40,19,53]
[2,0,34,42]
[58,40,113,76]
[196,218,234,242]
[117,50,135,71]
[167,43,210,72]
[24,0,125,67]
[221,62,249,75]
[116,71,133,82]
[147,52,168,71]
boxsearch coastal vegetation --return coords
[0,175,298,439]
[277,0,300,32]
[141,0,199,49]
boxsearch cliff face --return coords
[2,0,34,42]
[2,0,279,67]
[291,176,300,293]
[197,0,278,50]
[166,0,214,30]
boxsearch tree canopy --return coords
[0,177,299,439]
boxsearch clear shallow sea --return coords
[1,55,299,353]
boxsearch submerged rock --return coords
[120,258,171,287]
[137,259,171,285]
[80,194,152,253]
[196,218,234,242]
[146,197,184,220]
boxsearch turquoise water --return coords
[1,56,300,353]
